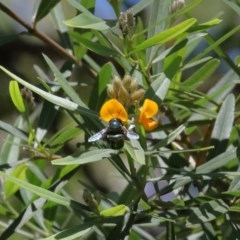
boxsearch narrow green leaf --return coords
[0,66,78,111]
[45,223,93,240]
[100,204,129,217]
[124,140,145,165]
[0,120,28,141]
[34,0,61,23]
[0,171,70,206]
[67,0,94,14]
[42,54,86,108]
[208,94,235,159]
[182,59,220,89]
[146,0,172,74]
[145,73,171,102]
[188,18,222,31]
[223,190,240,197]
[98,63,113,95]
[190,24,240,63]
[153,125,186,149]
[47,126,83,148]
[52,149,117,165]
[196,148,236,174]
[64,13,109,30]
[223,0,240,16]
[5,164,28,198]
[132,18,197,53]
[9,80,25,113]
[70,32,120,57]
[0,116,25,164]
[187,199,229,224]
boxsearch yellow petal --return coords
[139,116,158,131]
[139,99,158,123]
[100,99,128,122]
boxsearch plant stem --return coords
[120,197,140,239]
[0,2,79,65]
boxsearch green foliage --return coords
[1,0,240,239]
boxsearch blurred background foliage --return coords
[1,0,240,239]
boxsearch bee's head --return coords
[109,118,122,130]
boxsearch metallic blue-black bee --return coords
[88,118,139,149]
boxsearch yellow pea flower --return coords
[100,99,128,122]
[138,99,158,131]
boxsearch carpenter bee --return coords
[88,118,139,149]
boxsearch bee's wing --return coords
[88,128,107,142]
[122,127,139,140]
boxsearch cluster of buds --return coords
[169,0,185,13]
[107,75,145,109]
[118,10,136,36]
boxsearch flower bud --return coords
[21,87,35,111]
[112,76,122,92]
[107,84,118,99]
[122,74,132,89]
[131,89,145,102]
[129,78,138,93]
[169,0,185,13]
[118,85,130,105]
[118,10,135,36]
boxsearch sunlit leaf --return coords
[132,18,197,53]
[100,204,129,217]
[0,66,78,111]
[52,149,117,165]
[208,94,235,159]
[145,73,171,102]
[44,222,93,240]
[5,164,28,197]
[124,140,145,165]
[9,80,25,113]
[64,13,109,30]
[0,171,70,206]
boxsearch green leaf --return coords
[0,120,28,141]
[190,24,240,64]
[187,199,229,224]
[47,125,83,149]
[182,59,220,89]
[188,18,222,31]
[34,0,61,24]
[44,222,93,240]
[208,94,235,159]
[64,13,109,30]
[196,148,236,174]
[100,204,129,217]
[70,32,120,57]
[132,18,197,53]
[98,63,113,96]
[145,73,171,102]
[0,116,25,164]
[152,125,186,149]
[9,80,26,113]
[0,171,70,206]
[223,0,240,16]
[124,140,145,165]
[0,66,78,111]
[52,149,117,165]
[146,0,172,74]
[42,54,86,108]
[5,164,28,198]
